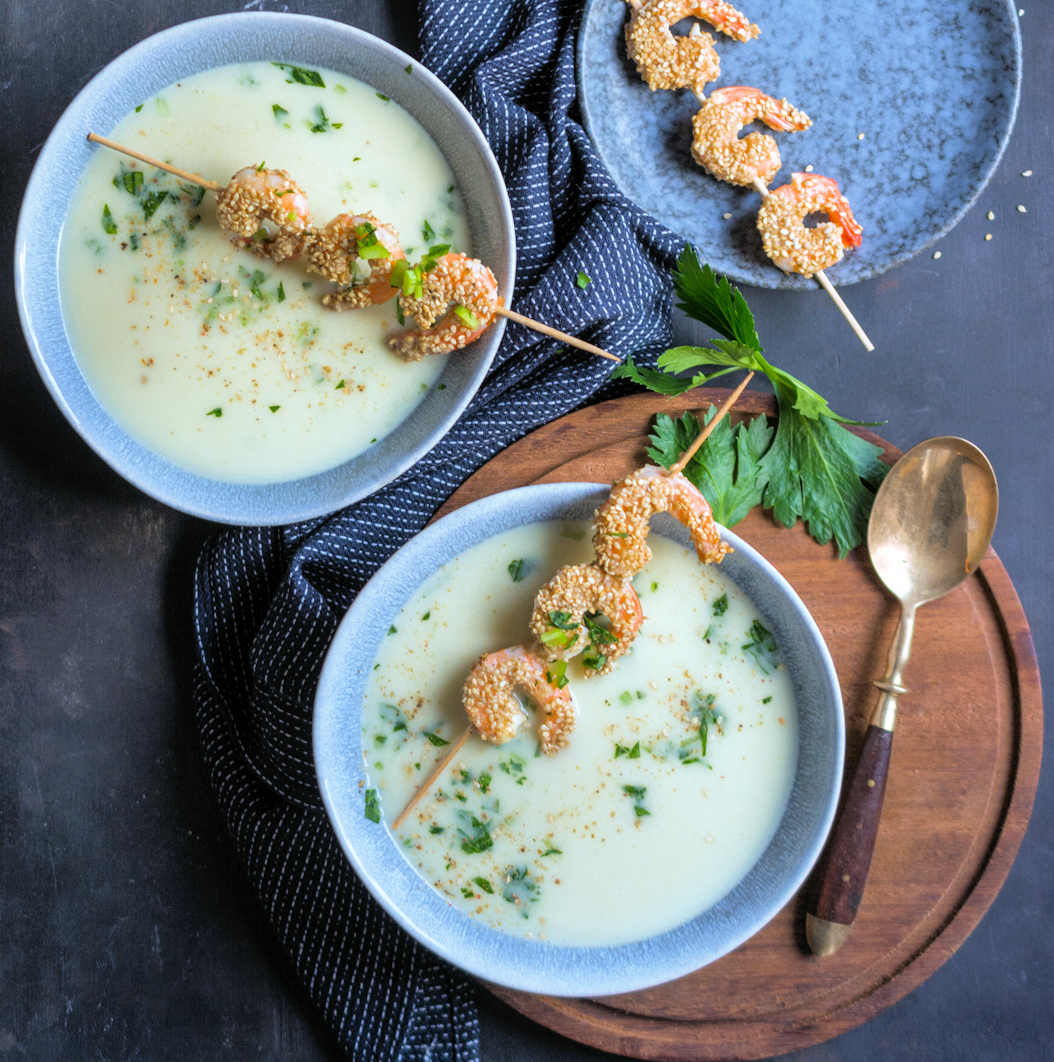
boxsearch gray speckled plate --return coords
[15,13,514,525]
[578,0,1020,288]
[314,483,844,996]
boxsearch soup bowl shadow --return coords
[14,12,514,525]
[313,482,845,997]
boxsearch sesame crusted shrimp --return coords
[757,173,863,278]
[214,166,313,263]
[624,0,759,97]
[463,646,576,755]
[692,87,811,188]
[390,252,499,361]
[306,212,406,310]
[594,465,730,579]
[530,564,644,677]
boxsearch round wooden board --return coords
[434,391,1044,1061]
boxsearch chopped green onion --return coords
[101,204,117,235]
[576,270,592,289]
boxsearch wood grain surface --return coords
[436,390,1044,1061]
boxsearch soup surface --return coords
[60,61,470,484]
[361,520,798,947]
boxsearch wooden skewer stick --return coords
[391,726,475,832]
[495,306,620,363]
[752,177,874,352]
[393,378,756,830]
[668,370,755,475]
[86,132,620,364]
[87,132,222,191]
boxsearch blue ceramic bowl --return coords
[14,13,514,525]
[314,483,845,996]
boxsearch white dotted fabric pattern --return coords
[192,1,683,1058]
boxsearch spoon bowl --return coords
[868,437,999,606]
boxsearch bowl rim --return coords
[14,12,515,525]
[313,481,846,996]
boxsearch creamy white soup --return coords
[60,61,470,484]
[361,520,798,947]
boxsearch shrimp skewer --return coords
[389,252,501,360]
[84,134,623,362]
[306,212,405,309]
[624,0,759,97]
[692,86,811,188]
[530,564,644,676]
[752,175,872,350]
[215,166,313,263]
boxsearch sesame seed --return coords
[804,164,814,172]
[857,133,865,140]
[722,212,732,220]
[1017,204,1027,213]
[1022,170,1033,177]
[985,233,993,241]
[1018,7,1024,13]
[933,251,942,259]
[987,211,995,221]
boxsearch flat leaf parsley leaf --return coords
[614,246,889,556]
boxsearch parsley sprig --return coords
[613,247,888,556]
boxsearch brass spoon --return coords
[806,436,999,956]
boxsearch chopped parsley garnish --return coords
[376,92,390,102]
[582,612,617,646]
[129,233,140,251]
[453,305,480,329]
[762,695,773,704]
[272,103,288,121]
[272,63,326,87]
[335,379,345,390]
[690,692,721,757]
[388,625,397,635]
[422,219,435,241]
[507,558,527,582]
[622,785,650,816]
[179,182,206,207]
[206,407,222,418]
[478,773,492,794]
[582,649,606,672]
[460,885,475,898]
[423,731,449,747]
[405,63,413,74]
[429,825,445,834]
[373,734,387,747]
[501,866,539,913]
[712,593,729,617]
[498,754,526,780]
[135,103,144,113]
[473,876,494,894]
[248,268,266,302]
[547,610,577,630]
[651,581,658,592]
[614,741,640,759]
[742,620,780,674]
[458,816,493,854]
[101,204,117,235]
[277,282,285,302]
[142,190,168,219]
[118,169,144,195]
[364,788,381,823]
[269,405,280,413]
[544,660,569,690]
[541,846,562,857]
[422,611,431,621]
[619,691,633,706]
[576,270,592,289]
[308,105,332,133]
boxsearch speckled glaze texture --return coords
[313,483,845,996]
[578,0,1020,289]
[14,13,514,525]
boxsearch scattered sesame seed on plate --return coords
[722,212,732,220]
[985,234,993,241]
[1022,170,1033,176]
[1018,205,1028,212]
[933,251,942,259]
[1018,7,1024,14]
[857,133,865,140]
[987,210,995,220]
[804,164,814,172]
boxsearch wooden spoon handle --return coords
[806,724,894,954]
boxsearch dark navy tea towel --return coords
[193,1,682,1058]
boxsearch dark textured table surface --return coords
[1,1,1049,1059]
